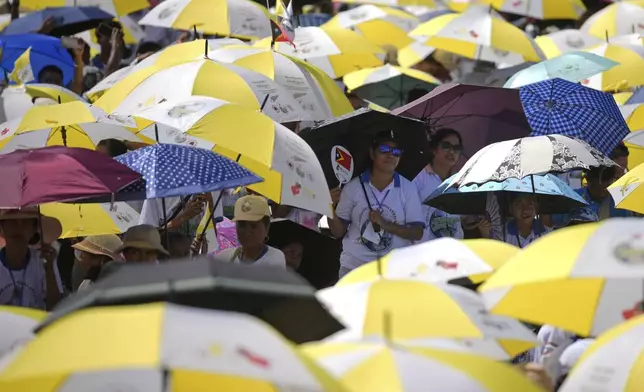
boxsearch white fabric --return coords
[215,246,286,269]
[581,2,644,38]
[535,30,601,57]
[0,86,33,124]
[413,167,463,242]
[334,174,424,269]
[0,249,46,310]
[271,27,342,58]
[559,338,594,376]
[492,0,585,20]
[583,43,644,91]
[498,220,552,248]
[0,312,38,358]
[335,4,418,31]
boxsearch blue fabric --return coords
[0,34,75,85]
[520,78,630,156]
[114,144,262,199]
[2,7,112,35]
[360,171,401,188]
[626,88,644,105]
[296,14,331,27]
[552,186,633,226]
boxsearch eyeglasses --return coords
[378,144,403,157]
[440,141,463,154]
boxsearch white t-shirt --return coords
[335,172,425,270]
[498,219,552,248]
[215,246,286,269]
[0,249,46,310]
[413,166,464,242]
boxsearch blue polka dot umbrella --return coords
[519,77,629,156]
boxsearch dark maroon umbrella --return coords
[0,146,141,208]
[393,83,532,169]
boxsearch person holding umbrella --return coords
[328,130,425,278]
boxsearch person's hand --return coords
[73,38,85,63]
[516,363,555,392]
[369,210,386,227]
[38,16,55,35]
[110,28,125,55]
[330,187,341,205]
[476,219,491,238]
[181,197,205,220]
[40,243,58,264]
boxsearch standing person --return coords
[93,21,127,77]
[0,208,63,310]
[413,128,465,242]
[213,195,286,268]
[328,130,425,278]
[610,142,629,180]
[72,235,123,291]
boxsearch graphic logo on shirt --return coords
[428,209,461,238]
[359,206,396,253]
[622,301,644,320]
[613,233,644,265]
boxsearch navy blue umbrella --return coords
[0,34,75,85]
[2,7,112,37]
[520,78,629,156]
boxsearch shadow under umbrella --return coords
[40,258,344,344]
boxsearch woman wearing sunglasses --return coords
[413,128,467,242]
[328,130,425,279]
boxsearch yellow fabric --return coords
[24,84,83,104]
[332,0,440,6]
[0,305,47,321]
[353,21,415,49]
[585,43,644,91]
[411,12,542,62]
[534,35,564,59]
[583,0,644,39]
[627,143,644,170]
[343,65,439,91]
[481,0,586,20]
[40,203,133,238]
[623,103,644,131]
[9,47,35,85]
[614,92,633,106]
[15,101,95,132]
[608,162,644,215]
[21,0,149,16]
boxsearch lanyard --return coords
[368,187,391,212]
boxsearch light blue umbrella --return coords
[503,52,619,89]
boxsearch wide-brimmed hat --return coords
[115,224,169,256]
[0,207,62,246]
[233,195,271,222]
[72,235,123,261]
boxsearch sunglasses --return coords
[440,141,463,154]
[377,144,403,157]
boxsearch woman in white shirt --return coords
[214,195,286,268]
[328,130,425,278]
[413,128,465,242]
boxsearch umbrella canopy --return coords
[582,42,644,92]
[139,0,273,39]
[0,146,140,208]
[479,0,586,20]
[114,144,262,199]
[0,305,46,357]
[427,173,588,215]
[393,83,532,167]
[299,108,428,186]
[21,0,149,16]
[0,303,346,391]
[2,6,112,37]
[42,259,343,344]
[580,0,644,39]
[503,52,619,89]
[24,83,85,104]
[0,34,75,86]
[480,218,644,337]
[40,202,139,238]
[535,29,602,59]
[254,27,385,79]
[520,78,629,155]
[621,103,644,131]
[343,64,440,109]
[608,161,644,215]
[448,135,616,186]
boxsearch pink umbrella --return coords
[214,217,239,254]
[0,146,141,208]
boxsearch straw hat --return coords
[0,207,62,246]
[115,224,169,256]
[72,235,123,261]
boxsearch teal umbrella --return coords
[503,52,619,89]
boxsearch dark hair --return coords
[261,216,271,228]
[585,166,616,183]
[97,138,128,157]
[611,142,629,159]
[427,128,463,164]
[96,20,123,38]
[136,41,162,56]
[37,65,63,82]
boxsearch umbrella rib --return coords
[427,93,467,128]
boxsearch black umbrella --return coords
[41,258,343,344]
[267,219,341,289]
[299,108,429,187]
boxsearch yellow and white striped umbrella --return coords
[132,96,333,216]
[301,342,545,392]
[323,5,419,48]
[559,315,644,392]
[0,306,46,358]
[94,58,311,123]
[480,218,644,337]
[40,202,140,238]
[331,0,443,7]
[444,0,485,12]
[338,238,517,286]
[614,92,633,105]
[397,39,436,67]
[621,103,644,130]
[410,5,544,64]
[254,27,385,78]
[610,33,644,47]
[0,303,346,391]
[480,0,586,20]
[206,46,353,119]
[581,0,644,39]
[0,101,146,154]
[24,83,85,104]
[318,280,538,359]
[139,0,273,39]
[582,42,644,91]
[535,29,602,59]
[608,162,644,215]
[20,0,149,16]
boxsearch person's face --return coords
[122,248,158,263]
[370,142,401,173]
[587,172,613,199]
[432,134,462,168]
[282,242,304,270]
[236,220,268,248]
[97,32,111,48]
[95,144,110,156]
[0,219,37,245]
[168,238,191,259]
[39,70,63,86]
[510,196,537,223]
[78,251,106,268]
[614,156,628,172]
